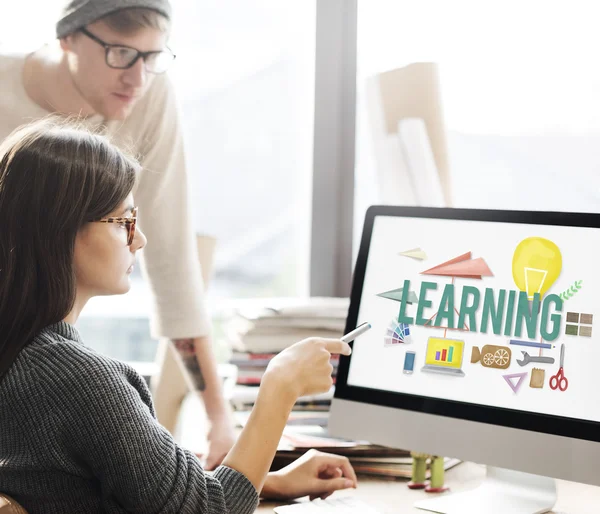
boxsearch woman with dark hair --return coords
[0,119,356,514]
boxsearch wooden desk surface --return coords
[256,462,600,513]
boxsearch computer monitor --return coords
[329,206,600,514]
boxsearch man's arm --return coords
[172,338,206,391]
[132,74,211,341]
[173,336,236,470]
[122,74,235,467]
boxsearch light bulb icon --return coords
[512,237,562,299]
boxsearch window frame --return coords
[310,0,358,298]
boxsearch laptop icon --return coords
[421,337,466,377]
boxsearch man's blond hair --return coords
[101,7,170,34]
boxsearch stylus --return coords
[341,322,372,343]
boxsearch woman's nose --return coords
[133,227,147,251]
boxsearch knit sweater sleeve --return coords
[50,351,258,514]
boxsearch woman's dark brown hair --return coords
[0,118,139,380]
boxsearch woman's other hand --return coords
[261,449,358,501]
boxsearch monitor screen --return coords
[339,208,600,438]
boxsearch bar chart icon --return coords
[422,337,465,376]
[435,346,455,363]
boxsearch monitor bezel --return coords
[334,205,600,443]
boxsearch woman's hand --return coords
[220,339,351,495]
[263,338,351,402]
[261,449,358,501]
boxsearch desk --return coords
[173,393,599,513]
[256,462,600,513]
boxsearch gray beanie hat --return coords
[56,0,172,38]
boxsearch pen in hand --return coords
[341,322,372,343]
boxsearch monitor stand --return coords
[414,466,557,514]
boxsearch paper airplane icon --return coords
[503,372,527,394]
[377,287,419,305]
[421,251,493,279]
[399,247,427,260]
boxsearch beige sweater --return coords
[0,51,210,340]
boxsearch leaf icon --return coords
[559,280,583,302]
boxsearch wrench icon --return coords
[516,351,555,367]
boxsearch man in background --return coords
[0,0,235,469]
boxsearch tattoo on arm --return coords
[173,338,206,391]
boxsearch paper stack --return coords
[227,297,348,386]
[232,413,461,479]
[228,297,349,353]
[225,297,348,424]
[273,429,461,479]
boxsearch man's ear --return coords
[59,35,75,52]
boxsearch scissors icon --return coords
[550,344,568,392]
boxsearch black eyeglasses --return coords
[80,28,176,74]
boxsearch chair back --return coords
[0,494,28,514]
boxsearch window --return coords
[0,4,59,48]
[355,1,600,246]
[169,0,315,300]
[2,1,316,362]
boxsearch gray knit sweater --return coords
[0,322,259,513]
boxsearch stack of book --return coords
[231,390,333,428]
[230,384,335,414]
[227,297,348,353]
[274,429,461,479]
[274,444,460,479]
[226,296,347,383]
[224,297,348,429]
[232,413,461,479]
[231,353,340,387]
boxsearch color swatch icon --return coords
[384,319,412,346]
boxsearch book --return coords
[233,410,330,428]
[225,297,349,353]
[272,442,461,479]
[230,384,335,411]
[269,423,462,479]
[235,297,349,321]
[351,457,462,479]
[240,316,346,332]
[230,329,344,354]
[274,444,411,459]
[231,351,338,389]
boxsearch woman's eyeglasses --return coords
[97,207,138,246]
[80,28,176,74]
